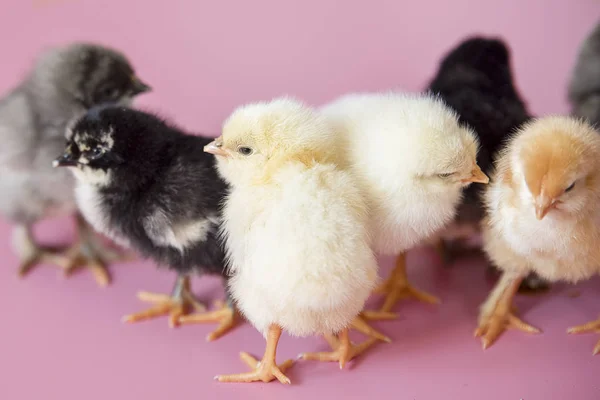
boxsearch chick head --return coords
[36,43,151,108]
[205,97,335,185]
[510,116,600,220]
[399,96,487,195]
[53,106,160,188]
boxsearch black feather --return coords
[69,106,228,277]
[427,36,531,224]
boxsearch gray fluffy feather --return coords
[0,43,148,224]
[569,23,600,126]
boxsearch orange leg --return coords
[568,317,600,355]
[215,325,294,384]
[299,328,378,369]
[367,252,440,317]
[178,299,238,341]
[475,273,541,349]
[122,275,206,328]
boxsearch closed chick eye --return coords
[237,146,253,156]
[438,172,455,178]
[564,182,575,193]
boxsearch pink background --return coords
[2,1,600,399]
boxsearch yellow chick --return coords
[320,92,488,314]
[477,116,600,354]
[204,98,379,384]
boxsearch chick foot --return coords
[371,252,440,314]
[299,329,378,369]
[12,223,101,281]
[567,318,600,355]
[122,275,206,327]
[178,299,238,341]
[475,273,541,349]
[215,325,294,384]
[350,313,394,342]
[14,224,71,278]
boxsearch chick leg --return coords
[215,324,294,384]
[178,295,239,341]
[299,328,378,369]
[122,275,206,328]
[14,223,73,277]
[567,317,600,355]
[58,213,134,287]
[474,272,541,349]
[369,252,440,315]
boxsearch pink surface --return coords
[2,1,600,399]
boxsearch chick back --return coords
[223,162,377,337]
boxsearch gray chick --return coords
[569,22,600,127]
[0,43,151,286]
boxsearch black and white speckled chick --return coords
[54,106,237,340]
[569,22,600,127]
[0,43,150,286]
[427,37,549,292]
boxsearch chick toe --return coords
[178,300,238,341]
[216,325,293,384]
[122,276,206,327]
[350,314,392,342]
[567,317,600,355]
[216,352,293,384]
[300,329,378,369]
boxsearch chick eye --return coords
[88,147,103,159]
[100,87,119,99]
[565,182,575,193]
[238,146,253,156]
[438,172,454,178]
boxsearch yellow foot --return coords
[475,309,541,349]
[178,300,238,341]
[374,276,440,313]
[299,329,378,369]
[122,276,206,328]
[350,313,394,342]
[568,318,600,355]
[215,352,294,384]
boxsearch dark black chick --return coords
[426,36,549,292]
[53,106,236,340]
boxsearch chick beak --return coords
[534,196,555,220]
[131,76,152,95]
[462,164,490,184]
[204,138,229,157]
[53,153,78,168]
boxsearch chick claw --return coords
[122,290,206,328]
[567,318,600,355]
[299,329,378,369]
[474,310,541,349]
[17,244,71,278]
[372,276,440,314]
[178,300,238,341]
[350,313,393,342]
[60,239,132,287]
[215,352,293,384]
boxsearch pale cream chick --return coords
[477,116,600,354]
[320,92,488,314]
[205,98,379,384]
